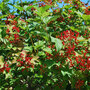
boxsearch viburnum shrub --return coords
[0,0,90,89]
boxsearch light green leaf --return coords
[42,12,50,17]
[82,15,90,20]
[61,70,71,77]
[70,26,80,32]
[51,36,62,52]
[77,36,85,41]
[75,10,83,17]
[38,51,46,56]
[43,47,52,54]
[34,40,45,49]
[13,5,23,11]
[23,46,33,52]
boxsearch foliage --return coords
[0,0,90,90]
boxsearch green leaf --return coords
[77,36,85,42]
[0,25,7,27]
[70,26,80,32]
[27,6,33,10]
[42,16,52,24]
[0,2,4,9]
[88,38,90,43]
[43,47,52,54]
[44,60,55,69]
[0,56,4,68]
[0,29,2,38]
[53,78,58,82]
[0,15,8,19]
[41,5,51,12]
[35,74,43,78]
[1,29,6,38]
[51,36,62,52]
[23,46,33,52]
[43,15,60,24]
[82,15,90,20]
[82,15,90,25]
[42,11,50,17]
[34,5,51,16]
[64,4,72,9]
[34,40,45,49]
[38,51,46,56]
[13,5,23,11]
[62,11,68,16]
[61,70,66,76]
[75,10,83,17]
[14,85,21,90]
[61,70,71,77]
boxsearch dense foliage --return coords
[0,0,90,89]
